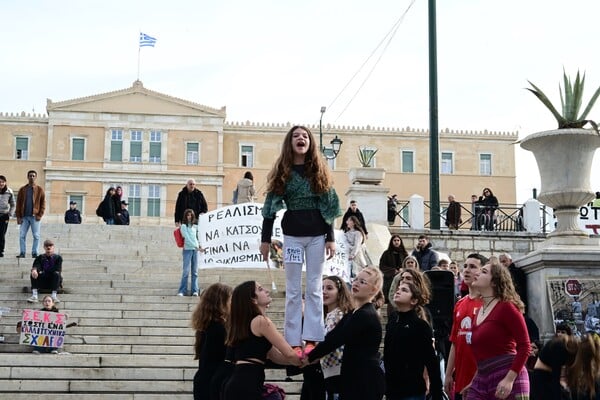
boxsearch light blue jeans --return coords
[19,216,41,256]
[179,249,199,295]
[283,235,326,346]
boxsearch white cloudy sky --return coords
[1,0,599,203]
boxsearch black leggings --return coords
[223,363,265,400]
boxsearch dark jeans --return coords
[0,214,9,254]
[31,272,61,291]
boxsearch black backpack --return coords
[95,201,103,217]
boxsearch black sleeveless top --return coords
[233,332,272,363]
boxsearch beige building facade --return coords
[0,81,518,224]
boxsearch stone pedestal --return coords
[518,239,600,339]
[344,185,390,226]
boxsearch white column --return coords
[523,198,542,233]
[409,194,424,229]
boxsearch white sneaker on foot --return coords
[177,293,184,297]
[51,350,59,354]
[32,350,41,354]
[192,292,199,297]
[27,295,38,303]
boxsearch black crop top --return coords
[233,332,272,362]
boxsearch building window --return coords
[147,184,160,217]
[186,142,199,165]
[129,184,141,217]
[401,150,414,173]
[149,131,161,163]
[68,195,83,211]
[110,129,123,162]
[130,130,142,163]
[441,152,454,174]
[16,137,29,160]
[323,147,336,170]
[72,138,85,161]
[480,153,492,175]
[240,145,254,167]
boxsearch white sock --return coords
[51,291,57,299]
[32,289,38,297]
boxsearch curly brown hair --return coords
[397,281,431,324]
[191,283,232,360]
[388,268,432,306]
[488,261,525,312]
[265,125,333,195]
[322,275,354,314]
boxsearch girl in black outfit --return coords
[223,281,301,400]
[306,266,385,400]
[191,283,232,400]
[479,187,499,231]
[99,187,116,225]
[378,235,408,304]
[384,281,443,400]
[530,334,578,400]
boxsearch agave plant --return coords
[526,70,600,134]
[357,146,378,167]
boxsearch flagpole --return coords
[137,45,141,81]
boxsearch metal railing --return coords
[388,199,549,233]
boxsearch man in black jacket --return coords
[28,239,62,303]
[174,179,208,226]
[64,201,82,224]
[340,200,368,236]
[499,253,528,312]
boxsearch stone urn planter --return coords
[348,167,385,185]
[520,128,600,237]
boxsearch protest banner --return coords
[19,309,67,348]
[198,204,351,281]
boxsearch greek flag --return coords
[139,32,157,48]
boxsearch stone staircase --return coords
[0,223,302,399]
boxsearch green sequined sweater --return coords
[261,166,341,242]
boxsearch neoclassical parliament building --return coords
[0,80,518,224]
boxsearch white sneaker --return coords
[52,297,60,303]
[177,293,184,297]
[51,350,59,354]
[32,350,41,354]
[192,292,199,297]
[27,295,38,303]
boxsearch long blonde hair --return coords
[265,125,333,195]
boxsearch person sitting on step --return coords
[28,239,62,303]
[17,295,74,354]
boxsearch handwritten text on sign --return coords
[20,309,66,348]
[197,204,350,280]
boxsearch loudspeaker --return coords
[424,270,456,364]
[424,270,456,338]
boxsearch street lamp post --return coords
[319,106,343,160]
[319,106,326,153]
